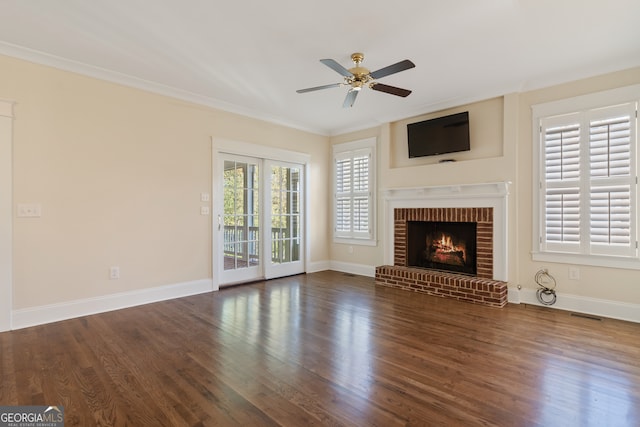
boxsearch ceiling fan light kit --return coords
[297,52,415,107]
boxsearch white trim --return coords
[382,182,510,281]
[532,251,640,270]
[332,138,377,153]
[306,260,331,273]
[304,163,312,276]
[333,237,378,247]
[329,261,376,278]
[11,279,213,330]
[531,84,640,118]
[515,288,640,324]
[0,99,14,332]
[507,287,521,304]
[213,138,311,165]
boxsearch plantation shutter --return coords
[588,105,636,256]
[352,154,370,234]
[544,123,581,182]
[545,188,580,244]
[335,156,352,234]
[541,115,582,251]
[589,186,631,246]
[334,147,373,240]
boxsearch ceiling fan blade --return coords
[369,59,415,80]
[296,83,342,93]
[370,83,412,97]
[343,89,359,108]
[320,59,353,77]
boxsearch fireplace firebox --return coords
[407,221,477,275]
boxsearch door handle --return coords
[218,214,221,231]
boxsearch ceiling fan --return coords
[297,53,416,108]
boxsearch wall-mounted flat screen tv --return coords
[407,111,470,158]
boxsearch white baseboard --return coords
[507,287,521,304]
[512,288,640,323]
[306,260,375,277]
[14,275,637,330]
[329,261,376,277]
[306,260,331,273]
[11,278,213,330]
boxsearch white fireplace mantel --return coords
[382,182,510,201]
[382,182,510,282]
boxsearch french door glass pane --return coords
[270,165,301,264]
[223,160,259,271]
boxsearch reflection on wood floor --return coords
[1,271,638,426]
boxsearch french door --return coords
[264,160,304,279]
[219,155,261,285]
[216,154,304,286]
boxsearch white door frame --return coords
[211,138,310,290]
[0,100,14,332]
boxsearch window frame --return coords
[532,84,640,269]
[332,137,377,246]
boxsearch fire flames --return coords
[429,233,466,265]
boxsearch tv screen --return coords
[407,111,470,158]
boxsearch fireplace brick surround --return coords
[375,206,508,308]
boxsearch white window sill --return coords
[334,237,378,247]
[532,251,640,270]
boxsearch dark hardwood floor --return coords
[1,271,639,426]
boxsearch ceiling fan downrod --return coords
[346,53,371,88]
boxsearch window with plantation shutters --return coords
[534,89,639,265]
[333,138,376,244]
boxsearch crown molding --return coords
[0,41,326,135]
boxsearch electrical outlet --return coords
[568,266,580,280]
[17,204,42,217]
[201,192,210,202]
[200,206,210,215]
[109,266,120,280]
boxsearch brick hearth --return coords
[375,265,508,308]
[376,206,508,308]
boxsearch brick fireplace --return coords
[376,183,509,308]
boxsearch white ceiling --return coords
[1,0,639,135]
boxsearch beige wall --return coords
[330,66,640,307]
[4,50,640,315]
[1,54,329,310]
[390,97,504,169]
